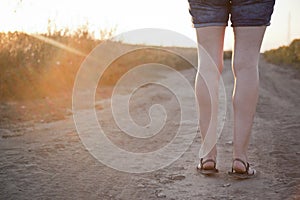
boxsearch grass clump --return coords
[264,39,300,68]
[0,29,103,101]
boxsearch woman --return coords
[188,0,275,178]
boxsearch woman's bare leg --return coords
[195,26,225,168]
[232,26,266,172]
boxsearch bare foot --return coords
[199,157,217,170]
[232,158,255,174]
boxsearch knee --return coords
[198,59,223,76]
[233,58,258,78]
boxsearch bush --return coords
[0,30,101,101]
[264,39,300,68]
[0,29,194,102]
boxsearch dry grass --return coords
[264,39,300,68]
[0,29,195,102]
[0,31,101,101]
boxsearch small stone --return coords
[171,175,185,181]
[156,192,166,198]
[222,183,231,187]
[137,183,145,188]
[226,141,233,145]
[24,164,37,169]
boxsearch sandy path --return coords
[0,57,299,200]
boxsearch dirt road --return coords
[0,57,299,199]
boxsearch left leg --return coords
[195,26,225,169]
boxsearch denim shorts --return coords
[188,0,275,27]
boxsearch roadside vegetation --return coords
[0,27,194,102]
[0,27,104,101]
[264,39,300,68]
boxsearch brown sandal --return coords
[228,158,257,179]
[197,158,219,175]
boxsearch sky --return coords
[0,0,299,51]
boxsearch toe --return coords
[202,160,216,170]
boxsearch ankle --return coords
[233,153,247,162]
[202,153,217,161]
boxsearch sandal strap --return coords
[200,158,216,169]
[231,158,250,173]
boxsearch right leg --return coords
[195,26,225,169]
[231,26,266,173]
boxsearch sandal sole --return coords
[197,166,219,175]
[228,170,258,179]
